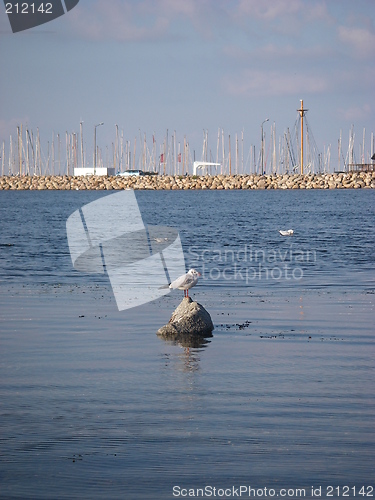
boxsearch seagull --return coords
[279,229,294,236]
[165,269,201,297]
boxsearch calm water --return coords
[0,189,374,499]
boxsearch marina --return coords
[2,103,374,178]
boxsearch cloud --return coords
[66,0,213,41]
[235,0,302,20]
[336,66,375,93]
[223,43,333,63]
[65,0,334,43]
[153,0,207,19]
[338,103,372,122]
[222,69,329,97]
[67,1,167,41]
[338,25,375,58]
[232,0,332,35]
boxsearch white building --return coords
[193,162,221,176]
[73,167,116,176]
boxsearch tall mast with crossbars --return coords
[297,99,308,175]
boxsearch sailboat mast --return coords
[80,121,84,168]
[221,129,225,175]
[133,137,136,171]
[1,141,5,176]
[57,134,60,175]
[216,128,220,166]
[362,128,365,165]
[52,131,55,175]
[114,124,119,171]
[241,129,244,174]
[228,134,231,175]
[297,99,308,175]
[17,125,22,176]
[182,136,186,175]
[235,133,238,175]
[301,101,303,174]
[143,132,146,172]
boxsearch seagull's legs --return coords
[186,289,189,298]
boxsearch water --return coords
[0,189,374,499]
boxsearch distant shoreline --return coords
[1,171,374,190]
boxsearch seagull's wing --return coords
[169,272,191,289]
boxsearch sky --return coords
[0,0,374,173]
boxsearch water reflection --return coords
[158,332,212,349]
[178,347,203,372]
[159,337,211,373]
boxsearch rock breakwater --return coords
[1,171,374,191]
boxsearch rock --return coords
[1,171,375,190]
[157,297,214,342]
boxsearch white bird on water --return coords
[166,268,201,297]
[279,229,294,236]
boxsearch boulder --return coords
[157,297,214,343]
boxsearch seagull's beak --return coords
[198,272,201,276]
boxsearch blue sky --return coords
[0,0,374,172]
